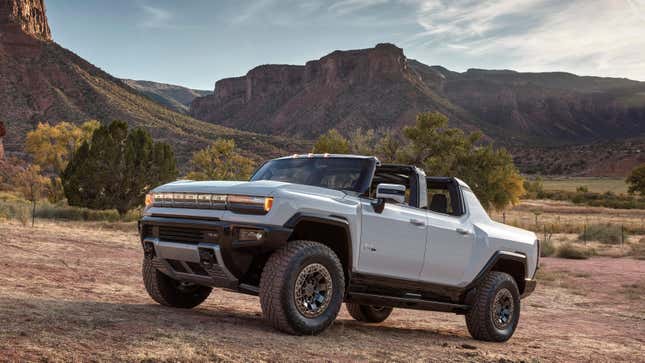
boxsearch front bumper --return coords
[521,278,537,298]
[139,215,292,288]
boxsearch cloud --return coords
[404,0,645,80]
[230,0,277,24]
[139,4,172,29]
[329,0,390,15]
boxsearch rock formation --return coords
[0,0,51,41]
[190,43,477,137]
[191,44,645,145]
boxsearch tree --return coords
[62,121,177,217]
[13,165,49,226]
[25,120,100,174]
[25,120,100,202]
[187,139,255,181]
[348,128,376,156]
[312,129,350,154]
[374,129,403,163]
[627,164,645,196]
[400,112,525,211]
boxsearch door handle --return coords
[456,227,471,235]
[410,218,425,226]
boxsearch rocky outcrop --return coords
[190,43,474,137]
[0,0,51,41]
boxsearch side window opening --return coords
[426,178,464,216]
[368,166,417,207]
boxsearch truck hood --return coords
[153,180,347,200]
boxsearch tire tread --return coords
[259,240,344,335]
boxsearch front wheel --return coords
[142,258,212,309]
[346,303,393,323]
[259,240,345,335]
[465,271,520,342]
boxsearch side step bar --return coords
[346,292,470,313]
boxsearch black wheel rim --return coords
[294,263,333,318]
[173,280,200,294]
[491,288,514,330]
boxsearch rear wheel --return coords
[259,240,345,335]
[346,303,393,323]
[465,271,520,342]
[142,258,212,309]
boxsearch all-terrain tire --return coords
[142,258,212,309]
[346,303,393,323]
[465,271,520,342]
[259,240,345,335]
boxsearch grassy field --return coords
[0,220,643,362]
[541,177,628,194]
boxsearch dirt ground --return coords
[0,220,644,362]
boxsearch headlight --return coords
[144,193,154,208]
[238,228,265,241]
[227,195,273,214]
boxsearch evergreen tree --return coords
[62,121,177,217]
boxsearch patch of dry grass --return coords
[632,239,645,260]
[556,243,593,259]
[541,178,628,194]
[621,281,645,300]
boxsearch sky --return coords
[46,0,645,90]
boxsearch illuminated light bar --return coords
[149,193,272,214]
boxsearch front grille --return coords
[158,226,204,244]
[141,225,153,238]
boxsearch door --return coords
[420,212,475,286]
[358,200,428,280]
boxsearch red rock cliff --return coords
[189,43,434,135]
[0,0,51,41]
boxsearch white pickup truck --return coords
[140,154,538,341]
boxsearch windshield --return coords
[250,157,376,194]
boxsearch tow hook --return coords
[199,248,216,267]
[143,242,155,259]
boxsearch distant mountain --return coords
[412,62,645,145]
[122,79,211,114]
[0,0,304,162]
[190,44,645,147]
[191,44,481,139]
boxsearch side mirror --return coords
[372,183,406,213]
[376,183,406,204]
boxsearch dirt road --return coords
[0,221,643,362]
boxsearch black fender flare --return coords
[464,251,528,294]
[284,212,353,275]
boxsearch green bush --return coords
[579,224,627,244]
[556,243,593,259]
[540,239,556,257]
